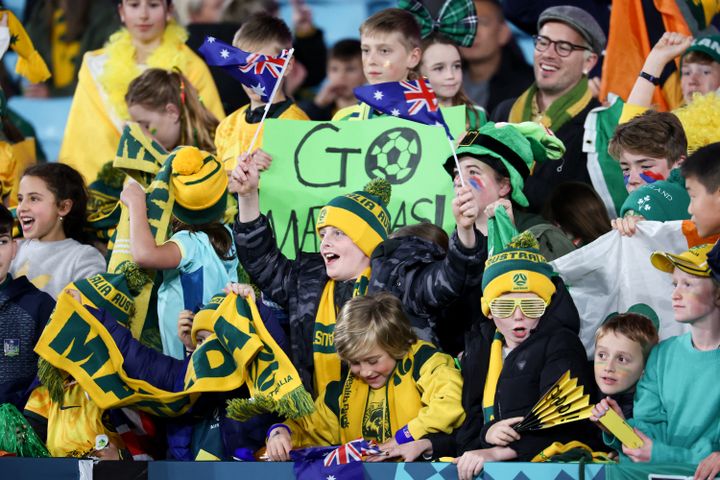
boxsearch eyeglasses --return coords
[532,35,590,57]
[489,297,547,319]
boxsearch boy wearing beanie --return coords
[440,122,576,349]
[230,154,485,398]
[609,111,691,236]
[444,234,599,479]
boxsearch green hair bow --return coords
[398,0,478,47]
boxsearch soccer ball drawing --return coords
[365,128,422,185]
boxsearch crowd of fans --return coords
[0,1,720,479]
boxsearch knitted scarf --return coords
[482,330,504,423]
[336,341,426,444]
[34,291,313,419]
[508,77,592,133]
[313,267,371,394]
[99,22,188,122]
[107,124,170,348]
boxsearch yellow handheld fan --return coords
[514,371,594,432]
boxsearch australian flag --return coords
[291,438,382,480]
[353,78,452,137]
[199,36,289,102]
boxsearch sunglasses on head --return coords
[489,297,547,319]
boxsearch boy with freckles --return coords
[593,244,720,479]
[332,8,422,121]
[439,234,600,480]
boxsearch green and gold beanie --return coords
[315,178,392,257]
[444,122,565,207]
[481,232,557,316]
[170,146,228,225]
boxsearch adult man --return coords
[491,6,605,213]
[460,0,533,114]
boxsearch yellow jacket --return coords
[215,101,308,169]
[286,341,465,447]
[59,44,224,183]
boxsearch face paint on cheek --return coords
[383,60,391,69]
[624,175,629,186]
[639,171,665,183]
[614,365,633,376]
[469,175,484,191]
[150,128,158,136]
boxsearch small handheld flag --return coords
[353,78,465,185]
[354,78,450,136]
[198,36,294,156]
[199,36,290,103]
[514,371,593,432]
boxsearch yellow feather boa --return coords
[99,22,189,121]
[674,92,720,154]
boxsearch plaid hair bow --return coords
[398,0,478,47]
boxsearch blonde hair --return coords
[334,292,417,362]
[125,68,219,152]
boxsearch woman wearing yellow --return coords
[59,0,224,183]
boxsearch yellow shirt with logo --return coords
[24,383,122,457]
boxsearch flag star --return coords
[207,36,216,43]
[220,49,230,59]
[373,90,384,100]
[326,476,336,480]
[251,83,266,97]
[391,108,400,116]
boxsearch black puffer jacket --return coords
[234,214,487,396]
[429,276,599,460]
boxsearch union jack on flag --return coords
[323,438,383,466]
[353,78,452,137]
[198,36,290,102]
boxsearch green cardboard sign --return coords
[261,107,466,258]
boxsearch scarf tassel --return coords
[226,386,314,422]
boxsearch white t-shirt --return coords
[11,238,107,299]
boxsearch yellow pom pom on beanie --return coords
[169,146,228,225]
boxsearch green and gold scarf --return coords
[509,77,592,133]
[312,267,371,395]
[35,291,313,419]
[106,123,171,348]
